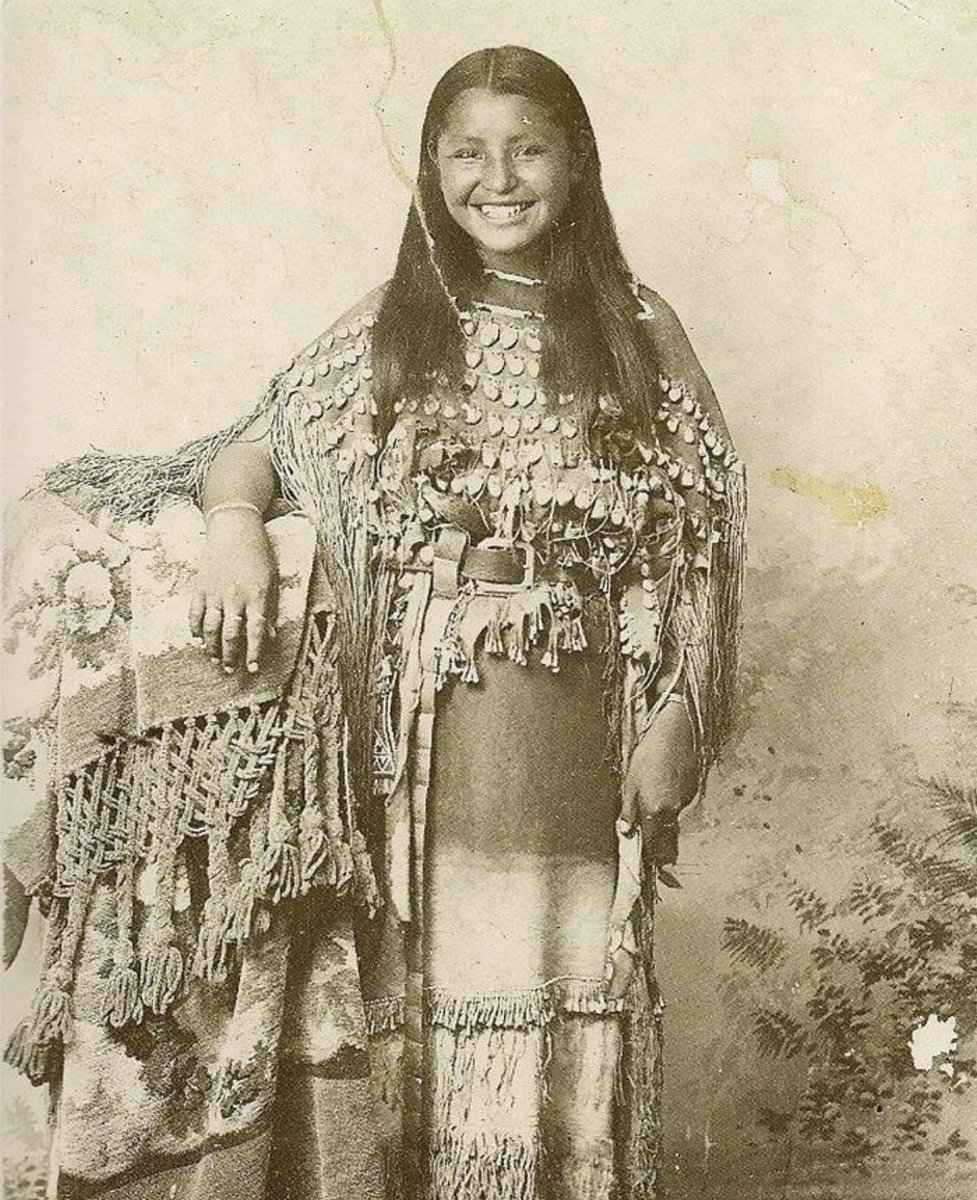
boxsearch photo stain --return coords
[769,466,890,527]
[370,0,413,194]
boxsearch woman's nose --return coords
[481,152,517,193]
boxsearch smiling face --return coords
[434,88,576,277]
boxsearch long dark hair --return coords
[372,45,660,444]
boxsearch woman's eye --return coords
[450,148,481,160]
[515,144,547,159]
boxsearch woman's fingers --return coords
[264,578,279,641]
[245,608,267,673]
[188,590,207,643]
[220,609,245,670]
[193,594,272,672]
[202,605,224,662]
[641,809,680,869]
[619,777,638,827]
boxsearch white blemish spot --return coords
[909,1014,958,1071]
[745,158,790,207]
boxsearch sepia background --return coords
[3,1,976,1196]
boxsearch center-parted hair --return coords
[372,45,660,446]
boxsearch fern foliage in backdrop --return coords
[720,775,977,1180]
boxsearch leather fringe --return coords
[426,978,626,1032]
[364,994,406,1036]
[428,1131,537,1200]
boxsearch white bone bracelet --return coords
[204,501,264,521]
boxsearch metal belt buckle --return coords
[473,537,535,594]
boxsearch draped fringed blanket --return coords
[3,495,383,1195]
[4,282,744,1199]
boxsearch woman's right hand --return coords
[189,510,279,672]
[622,698,698,871]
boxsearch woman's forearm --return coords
[201,436,278,515]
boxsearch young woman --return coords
[5,45,744,1200]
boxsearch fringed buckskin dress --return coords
[4,282,744,1200]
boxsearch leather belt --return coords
[406,531,535,597]
[460,540,533,587]
[405,530,601,598]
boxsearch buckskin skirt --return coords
[420,616,626,1200]
[268,604,662,1200]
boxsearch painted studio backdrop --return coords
[3,2,976,1198]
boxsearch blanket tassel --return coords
[140,944,184,1015]
[3,973,74,1086]
[100,960,143,1028]
[260,840,301,904]
[3,1019,60,1086]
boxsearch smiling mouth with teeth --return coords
[474,201,536,221]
